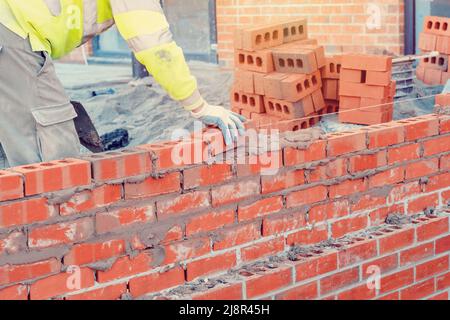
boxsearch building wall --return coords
[216,0,405,67]
[0,112,449,300]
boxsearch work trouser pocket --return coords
[32,103,79,161]
[32,51,80,161]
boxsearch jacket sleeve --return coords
[109,0,203,111]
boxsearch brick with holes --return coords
[282,19,308,43]
[265,95,315,120]
[273,49,318,74]
[281,70,322,102]
[235,50,275,73]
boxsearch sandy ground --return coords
[57,61,234,147]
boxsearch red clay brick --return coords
[0,170,23,202]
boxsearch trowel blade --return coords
[71,101,105,153]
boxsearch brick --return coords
[378,227,415,255]
[238,196,283,222]
[28,217,94,249]
[368,167,404,188]
[418,33,438,51]
[186,251,236,281]
[338,239,377,268]
[0,284,28,300]
[416,256,449,281]
[245,266,292,299]
[266,96,313,120]
[400,278,435,300]
[331,215,368,238]
[437,35,450,54]
[295,252,338,282]
[341,68,364,83]
[320,267,360,295]
[322,79,339,100]
[399,115,439,141]
[309,200,349,223]
[339,109,393,125]
[339,96,360,109]
[211,179,260,207]
[240,92,266,114]
[0,258,61,286]
[186,209,235,236]
[424,67,443,85]
[405,158,439,180]
[163,238,210,265]
[11,158,91,196]
[423,16,450,37]
[82,149,151,182]
[0,170,23,202]
[129,267,185,298]
[276,282,318,300]
[280,71,322,102]
[235,49,274,73]
[387,143,420,165]
[238,23,284,51]
[236,151,282,177]
[283,140,327,166]
[361,254,398,278]
[340,82,390,99]
[63,239,126,266]
[436,94,450,108]
[157,191,210,218]
[97,252,154,283]
[65,283,127,300]
[423,135,450,156]
[96,205,155,234]
[400,242,434,266]
[286,224,328,246]
[261,169,304,194]
[380,268,414,294]
[388,181,421,203]
[282,19,308,43]
[327,130,367,157]
[321,55,342,79]
[416,216,449,242]
[338,284,376,300]
[0,231,26,257]
[273,48,318,74]
[366,70,392,86]
[0,198,57,229]
[241,238,285,262]
[193,283,243,300]
[349,151,387,173]
[428,292,448,300]
[124,172,180,199]
[436,271,450,291]
[342,53,392,72]
[213,222,260,250]
[436,235,450,254]
[419,53,449,71]
[60,184,122,216]
[369,204,405,225]
[329,179,366,198]
[408,194,439,214]
[30,268,94,300]
[262,211,307,236]
[286,185,328,208]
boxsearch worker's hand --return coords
[190,103,247,145]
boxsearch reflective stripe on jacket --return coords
[0,0,202,109]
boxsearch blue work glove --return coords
[190,103,247,145]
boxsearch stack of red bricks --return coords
[339,54,396,125]
[232,19,329,128]
[321,55,342,114]
[417,16,450,85]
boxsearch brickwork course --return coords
[0,111,449,300]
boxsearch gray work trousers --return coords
[0,23,80,168]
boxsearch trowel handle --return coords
[393,51,440,64]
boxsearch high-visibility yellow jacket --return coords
[0,0,203,110]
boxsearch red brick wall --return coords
[0,111,449,300]
[216,0,405,67]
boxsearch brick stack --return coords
[338,54,396,125]
[417,16,450,85]
[231,19,329,128]
[321,55,342,114]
